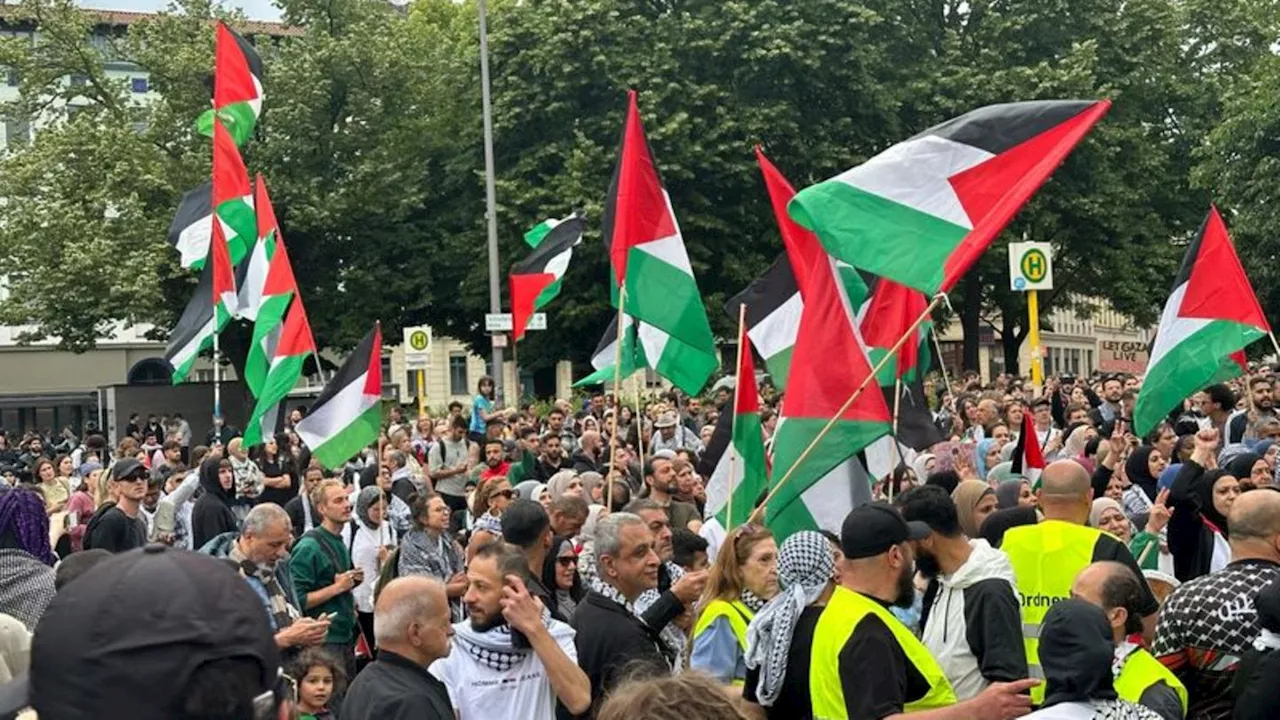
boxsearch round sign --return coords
[408,330,430,352]
[1020,249,1049,283]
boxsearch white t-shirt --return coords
[429,621,577,720]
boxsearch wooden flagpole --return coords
[606,287,627,511]
[748,294,944,525]
[888,377,902,502]
[634,373,644,477]
[727,303,747,528]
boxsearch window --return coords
[406,369,420,397]
[1086,349,1094,374]
[5,68,17,87]
[131,77,148,93]
[3,117,29,147]
[449,355,468,396]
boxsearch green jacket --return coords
[506,449,537,485]
[288,526,356,645]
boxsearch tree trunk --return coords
[1001,313,1022,376]
[962,273,981,373]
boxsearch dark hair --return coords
[896,485,962,538]
[162,439,182,453]
[408,490,440,529]
[177,656,275,720]
[450,415,469,431]
[672,528,709,569]
[1030,397,1051,410]
[550,494,589,520]
[1097,563,1145,636]
[541,535,584,603]
[643,457,668,479]
[608,480,632,512]
[55,548,111,590]
[288,647,347,699]
[519,426,538,440]
[500,499,550,549]
[1205,383,1237,413]
[472,539,530,583]
[448,401,464,412]
[925,469,961,496]
[1251,375,1273,390]
[485,438,504,451]
[0,487,55,565]
[477,375,496,400]
[542,432,562,445]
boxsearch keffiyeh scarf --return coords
[591,577,676,669]
[400,529,465,621]
[452,607,553,672]
[745,531,834,707]
[228,542,297,631]
[634,561,687,667]
[1090,699,1162,720]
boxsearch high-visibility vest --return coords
[1115,645,1188,716]
[1002,520,1103,704]
[692,599,754,686]
[810,586,957,718]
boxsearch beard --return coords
[914,550,941,580]
[893,561,917,609]
[468,606,506,633]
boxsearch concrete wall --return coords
[0,345,162,393]
[101,382,253,446]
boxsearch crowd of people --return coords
[2,368,1280,719]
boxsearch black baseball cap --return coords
[0,545,281,719]
[110,457,147,481]
[841,503,931,559]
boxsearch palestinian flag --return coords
[1133,207,1270,436]
[165,235,235,384]
[237,174,277,323]
[789,100,1111,294]
[767,251,892,540]
[724,255,802,389]
[509,214,584,341]
[168,181,212,269]
[243,180,300,398]
[296,323,383,469]
[1012,411,1047,488]
[572,314,716,395]
[197,22,264,147]
[213,119,256,264]
[243,295,315,446]
[574,314,646,388]
[603,90,718,383]
[857,277,933,386]
[211,220,238,325]
[700,320,768,535]
[889,376,944,452]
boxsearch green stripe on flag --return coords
[524,220,553,248]
[309,403,383,469]
[218,197,256,264]
[623,251,716,353]
[767,417,888,539]
[245,292,293,397]
[244,353,306,446]
[718,412,767,529]
[1133,321,1264,436]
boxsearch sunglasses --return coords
[494,489,514,499]
[556,556,578,567]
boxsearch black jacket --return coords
[83,503,146,553]
[284,495,313,540]
[1168,460,1221,583]
[191,460,238,550]
[568,591,670,718]
[340,650,452,720]
[571,451,602,475]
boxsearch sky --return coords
[78,0,283,22]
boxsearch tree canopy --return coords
[0,0,1274,378]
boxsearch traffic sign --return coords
[484,313,546,332]
[403,325,432,371]
[1008,242,1053,291]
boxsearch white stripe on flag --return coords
[296,371,377,450]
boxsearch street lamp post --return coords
[477,0,504,404]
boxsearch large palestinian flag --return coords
[767,253,892,539]
[700,320,768,536]
[297,323,383,469]
[603,90,717,389]
[509,214,584,341]
[213,119,256,264]
[724,255,802,389]
[168,181,213,269]
[237,174,277,324]
[197,22,264,147]
[574,314,645,388]
[211,219,238,326]
[243,179,300,398]
[244,296,315,446]
[789,100,1111,294]
[1133,207,1269,436]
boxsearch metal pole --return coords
[1028,289,1043,387]
[478,0,504,404]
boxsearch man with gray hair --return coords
[198,502,330,653]
[341,576,455,720]
[570,512,672,714]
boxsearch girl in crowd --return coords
[64,463,102,553]
[33,458,70,516]
[547,470,584,502]
[542,536,584,621]
[344,486,397,649]
[399,492,466,621]
[467,475,512,560]
[289,647,346,720]
[951,481,997,539]
[469,376,501,445]
[1122,446,1165,519]
[691,524,779,687]
[191,457,237,550]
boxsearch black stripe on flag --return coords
[724,253,797,328]
[309,323,379,411]
[695,397,734,481]
[164,260,214,366]
[511,216,584,275]
[913,100,1097,156]
[886,375,943,452]
[168,181,212,248]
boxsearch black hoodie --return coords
[191,459,237,550]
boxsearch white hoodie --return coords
[921,539,1026,700]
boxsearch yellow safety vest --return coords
[810,586,957,718]
[1002,520,1103,704]
[1115,646,1188,716]
[692,599,754,686]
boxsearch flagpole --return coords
[930,329,954,407]
[889,376,902,502]
[748,293,944,525]
[212,326,222,445]
[727,303,747,528]
[606,287,627,511]
[1269,331,1280,363]
[634,373,644,478]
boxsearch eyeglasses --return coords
[557,556,578,567]
[494,489,514,499]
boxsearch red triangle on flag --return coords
[211,219,236,304]
[213,22,259,108]
[860,279,928,380]
[756,147,823,300]
[1178,206,1270,331]
[509,272,555,342]
[1012,411,1046,482]
[254,173,278,241]
[274,296,316,359]
[734,319,760,417]
[212,119,251,206]
[606,91,677,284]
[363,323,383,397]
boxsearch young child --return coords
[289,648,345,720]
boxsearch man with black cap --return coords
[82,458,148,553]
[808,503,1037,719]
[0,545,289,720]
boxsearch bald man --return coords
[1000,460,1158,704]
[342,577,455,720]
[1153,488,1280,720]
[1072,562,1186,720]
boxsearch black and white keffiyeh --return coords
[590,564,682,670]
[452,606,554,673]
[740,589,767,614]
[745,531,834,706]
[1090,699,1162,720]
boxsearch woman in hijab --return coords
[0,489,56,632]
[513,480,547,504]
[575,504,609,584]
[1253,439,1279,478]
[743,531,835,718]
[979,506,1039,549]
[578,472,605,505]
[191,457,237,550]
[546,470,584,502]
[951,480,997,539]
[1091,497,1173,574]
[1122,446,1165,520]
[994,474,1035,510]
[1022,599,1161,719]
[541,536,584,621]
[912,454,937,482]
[344,486,396,649]
[974,439,999,481]
[1224,451,1271,490]
[1168,432,1240,582]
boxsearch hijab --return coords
[197,459,231,503]
[974,439,997,479]
[951,480,993,539]
[579,472,604,503]
[911,454,936,482]
[1039,599,1118,707]
[1124,446,1159,504]
[979,506,1038,549]
[995,478,1029,510]
[1219,442,1253,470]
[1064,424,1092,458]
[1089,497,1124,530]
[546,470,580,500]
[1224,452,1262,485]
[987,461,1020,486]
[514,480,545,502]
[1158,463,1182,492]
[355,486,383,527]
[1196,468,1232,533]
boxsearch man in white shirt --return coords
[430,541,591,720]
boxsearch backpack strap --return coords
[300,528,348,577]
